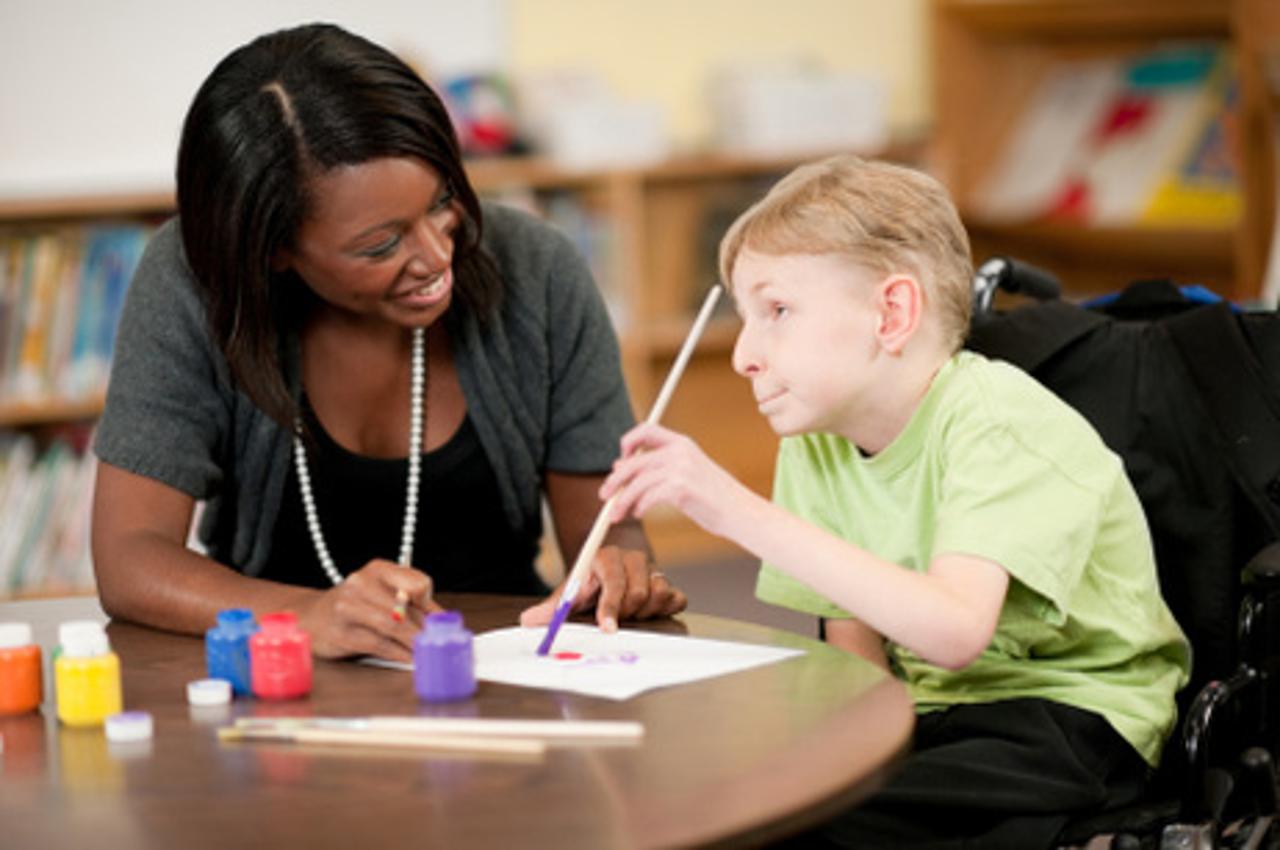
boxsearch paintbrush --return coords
[218,723,547,757]
[537,284,724,656]
[232,715,643,743]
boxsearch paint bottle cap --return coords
[213,608,258,636]
[187,678,232,706]
[422,610,470,644]
[0,622,34,649]
[259,612,300,633]
[57,620,110,658]
[105,711,154,743]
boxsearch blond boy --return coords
[601,155,1189,848]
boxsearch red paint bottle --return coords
[0,622,42,715]
[249,613,312,700]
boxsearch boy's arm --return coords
[736,497,1008,670]
[603,422,1009,671]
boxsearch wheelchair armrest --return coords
[1245,541,1280,584]
[1181,666,1260,820]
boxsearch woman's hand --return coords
[520,544,687,631]
[295,558,440,661]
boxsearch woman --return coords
[91,23,684,661]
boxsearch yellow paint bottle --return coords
[55,621,122,727]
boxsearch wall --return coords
[0,0,928,197]
[508,0,929,150]
[0,0,504,197]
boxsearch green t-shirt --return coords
[756,351,1190,766]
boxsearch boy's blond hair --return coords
[719,155,974,352]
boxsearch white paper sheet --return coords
[365,624,804,700]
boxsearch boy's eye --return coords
[771,302,789,319]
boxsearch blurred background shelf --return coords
[0,394,105,428]
[931,0,1275,303]
[0,145,914,597]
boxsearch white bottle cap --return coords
[187,678,232,706]
[0,622,34,650]
[58,620,109,658]
[105,711,154,743]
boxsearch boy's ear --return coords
[874,274,923,354]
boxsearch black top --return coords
[95,207,634,576]
[261,402,547,595]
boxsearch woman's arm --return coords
[519,470,686,629]
[91,462,433,660]
[824,618,891,671]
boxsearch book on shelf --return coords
[0,223,150,407]
[65,226,148,399]
[539,192,624,329]
[7,441,68,590]
[0,431,96,596]
[974,44,1240,230]
[472,187,627,329]
[0,433,36,586]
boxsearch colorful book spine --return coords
[0,224,150,405]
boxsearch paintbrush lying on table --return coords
[218,715,644,757]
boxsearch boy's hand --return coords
[600,422,750,539]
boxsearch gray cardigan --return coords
[94,203,635,576]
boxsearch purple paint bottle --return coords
[413,611,476,702]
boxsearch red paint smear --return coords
[553,651,582,661]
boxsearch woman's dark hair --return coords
[176,23,501,426]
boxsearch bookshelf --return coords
[931,0,1275,303]
[0,146,919,597]
[0,196,169,600]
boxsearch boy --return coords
[600,155,1190,848]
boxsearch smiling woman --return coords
[88,23,686,663]
[280,159,461,324]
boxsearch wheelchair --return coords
[968,257,1280,850]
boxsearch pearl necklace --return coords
[294,326,426,585]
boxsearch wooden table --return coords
[0,595,913,849]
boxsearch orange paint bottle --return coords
[0,622,43,715]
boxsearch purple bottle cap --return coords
[426,610,463,632]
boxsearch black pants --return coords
[775,698,1150,850]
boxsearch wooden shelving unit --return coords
[0,145,920,592]
[1235,0,1280,295]
[931,0,1275,302]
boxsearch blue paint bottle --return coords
[205,608,258,696]
[413,611,476,702]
